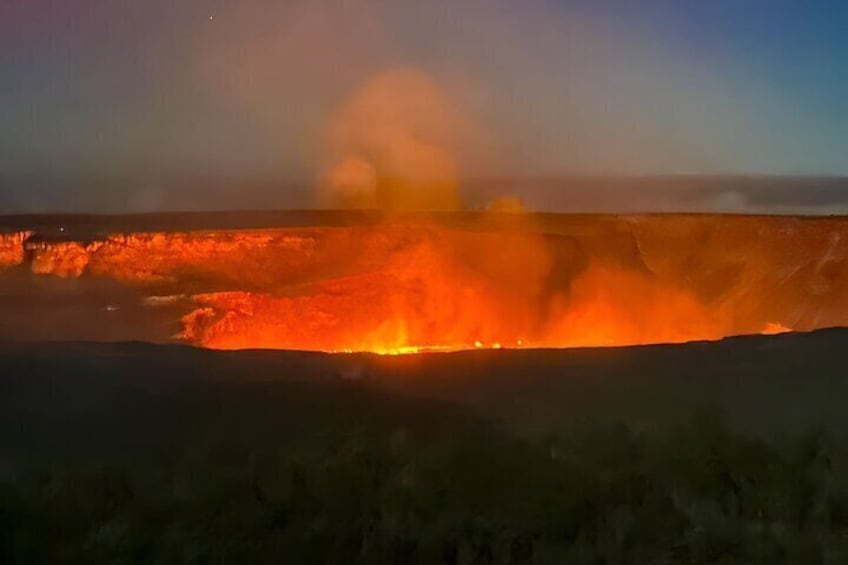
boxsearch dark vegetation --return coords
[3,413,848,563]
[2,335,848,563]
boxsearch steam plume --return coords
[320,68,465,211]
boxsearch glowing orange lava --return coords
[20,213,848,354]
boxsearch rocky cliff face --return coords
[0,232,31,269]
[5,215,848,351]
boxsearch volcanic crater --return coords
[2,212,847,353]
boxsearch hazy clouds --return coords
[1,0,846,211]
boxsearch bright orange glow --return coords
[21,214,848,354]
[0,232,31,269]
[761,322,791,335]
[30,241,89,278]
[175,251,735,353]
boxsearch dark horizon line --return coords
[3,172,848,183]
[2,209,846,226]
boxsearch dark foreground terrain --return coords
[2,330,848,563]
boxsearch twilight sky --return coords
[1,0,847,211]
